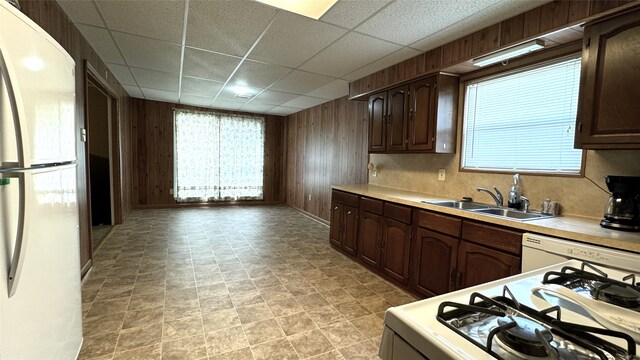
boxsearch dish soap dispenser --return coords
[508,174,522,209]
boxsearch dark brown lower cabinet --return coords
[381,218,412,285]
[456,240,521,289]
[358,211,383,268]
[413,228,459,297]
[329,202,343,248]
[329,200,358,256]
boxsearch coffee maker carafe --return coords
[600,175,640,231]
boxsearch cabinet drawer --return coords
[417,210,461,238]
[360,197,383,215]
[331,190,359,207]
[384,203,412,224]
[462,221,522,255]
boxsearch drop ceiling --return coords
[57,0,550,116]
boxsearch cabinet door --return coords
[576,9,640,149]
[413,228,458,297]
[456,241,520,289]
[342,206,358,256]
[329,202,343,248]
[408,77,436,151]
[359,211,383,268]
[386,85,409,151]
[368,92,387,152]
[381,218,412,285]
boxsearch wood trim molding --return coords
[286,205,330,226]
[348,0,640,100]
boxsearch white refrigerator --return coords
[0,1,83,359]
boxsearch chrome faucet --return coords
[476,187,503,207]
[520,196,530,212]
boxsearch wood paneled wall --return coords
[285,97,369,222]
[349,0,640,99]
[19,0,132,274]
[130,99,286,206]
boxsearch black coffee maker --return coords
[600,175,640,231]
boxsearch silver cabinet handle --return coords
[7,172,29,297]
[0,48,26,169]
[347,211,351,215]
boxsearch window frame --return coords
[457,41,586,178]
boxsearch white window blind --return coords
[462,56,583,174]
[174,109,265,202]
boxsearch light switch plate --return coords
[438,169,446,181]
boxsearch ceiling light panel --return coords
[187,0,278,57]
[472,39,545,67]
[256,0,338,19]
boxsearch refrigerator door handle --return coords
[7,172,29,297]
[0,48,26,168]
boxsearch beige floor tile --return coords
[253,274,282,288]
[321,321,366,348]
[201,308,241,333]
[296,293,330,311]
[277,312,318,336]
[230,289,264,307]
[163,315,204,341]
[87,298,131,318]
[113,343,162,360]
[337,340,379,360]
[244,317,287,345]
[161,335,207,360]
[116,323,163,352]
[78,332,119,359]
[319,289,356,305]
[128,291,165,311]
[358,295,393,313]
[306,306,347,328]
[83,312,125,336]
[227,280,256,293]
[132,280,165,295]
[259,285,293,302]
[165,287,198,303]
[250,338,299,360]
[199,294,234,313]
[350,314,384,339]
[122,306,164,329]
[380,289,418,306]
[207,347,253,360]
[288,329,334,358]
[343,285,377,300]
[94,285,135,302]
[307,349,345,360]
[205,325,249,355]
[197,283,229,300]
[334,300,371,320]
[267,297,304,317]
[164,299,201,321]
[236,302,274,324]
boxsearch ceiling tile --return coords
[131,68,179,92]
[239,103,275,114]
[122,85,144,98]
[180,94,214,108]
[249,11,347,68]
[356,0,503,46]
[409,0,551,51]
[229,60,291,89]
[112,32,182,74]
[267,106,300,116]
[217,84,264,102]
[57,0,105,27]
[211,99,244,111]
[76,24,125,65]
[183,48,241,82]
[299,32,401,77]
[281,95,328,109]
[344,47,421,81]
[269,70,335,95]
[251,89,299,106]
[141,88,179,103]
[107,63,136,86]
[186,0,278,57]
[320,0,392,29]
[95,0,185,43]
[305,79,349,100]
[181,77,224,97]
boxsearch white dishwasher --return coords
[521,232,640,273]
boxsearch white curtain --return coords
[174,109,264,202]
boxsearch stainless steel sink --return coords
[471,207,553,221]
[422,200,493,210]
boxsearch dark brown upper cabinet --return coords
[368,73,458,154]
[368,86,409,152]
[575,7,640,149]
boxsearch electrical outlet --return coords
[169,189,173,195]
[438,169,446,181]
[308,194,311,201]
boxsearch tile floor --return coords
[79,205,418,360]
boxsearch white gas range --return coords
[380,233,640,360]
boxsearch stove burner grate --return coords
[495,316,553,357]
[591,282,640,308]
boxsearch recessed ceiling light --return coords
[255,0,338,20]
[234,86,253,99]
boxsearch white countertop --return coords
[332,184,640,254]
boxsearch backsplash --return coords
[368,150,640,219]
